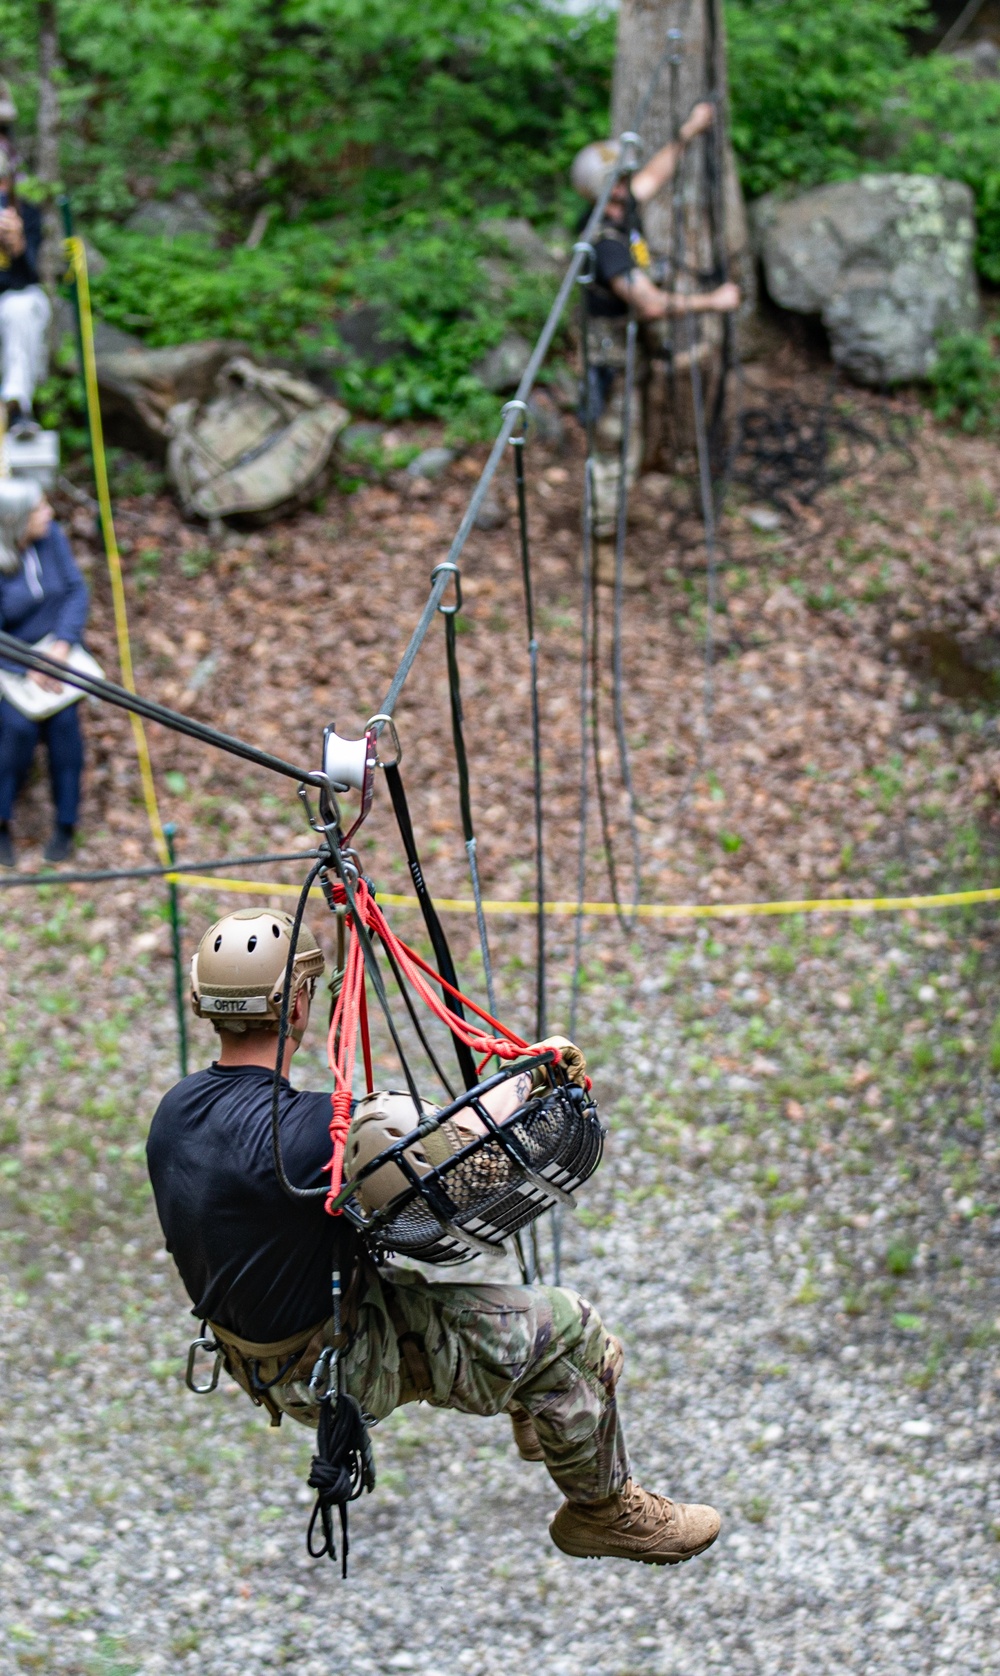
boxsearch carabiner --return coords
[501,398,530,442]
[431,561,462,616]
[185,1331,223,1394]
[365,713,402,768]
[308,1343,340,1403]
[573,241,596,286]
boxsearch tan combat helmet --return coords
[571,139,621,202]
[190,909,325,1035]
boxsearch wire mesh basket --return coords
[339,1065,604,1265]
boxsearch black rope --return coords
[270,860,328,1201]
[511,431,547,1041]
[307,1389,376,1578]
[376,929,456,1102]
[570,291,596,1041]
[442,606,496,1017]
[0,631,320,789]
[611,305,643,915]
[0,849,320,889]
[383,762,478,1091]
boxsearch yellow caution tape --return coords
[67,237,170,867]
[166,874,1000,919]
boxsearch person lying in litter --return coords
[147,908,722,1566]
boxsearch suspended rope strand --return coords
[510,427,548,1042]
[441,601,497,1018]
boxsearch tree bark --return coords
[610,0,749,293]
[37,1,61,288]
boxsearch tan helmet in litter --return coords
[344,1091,493,1214]
[190,909,325,1035]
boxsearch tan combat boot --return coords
[549,1480,721,1565]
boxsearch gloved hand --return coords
[535,1035,588,1090]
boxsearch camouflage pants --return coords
[273,1267,630,1505]
[584,323,648,541]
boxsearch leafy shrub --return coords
[88,220,560,433]
[725,0,928,198]
[928,330,1000,434]
[884,56,1000,285]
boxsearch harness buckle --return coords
[185,1330,223,1394]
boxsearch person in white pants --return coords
[0,143,50,434]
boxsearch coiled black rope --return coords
[307,1390,376,1577]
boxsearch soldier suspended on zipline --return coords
[572,103,740,542]
[146,907,722,1570]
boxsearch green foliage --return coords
[928,331,1000,436]
[725,0,928,198]
[886,57,1000,285]
[88,220,558,430]
[885,1238,916,1275]
[0,0,613,224]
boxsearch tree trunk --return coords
[610,0,752,466]
[610,0,749,283]
[37,1,60,289]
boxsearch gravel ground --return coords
[2,889,998,1676]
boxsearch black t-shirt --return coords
[0,198,42,294]
[146,1063,358,1342]
[578,194,645,318]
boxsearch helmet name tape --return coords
[199,994,270,1015]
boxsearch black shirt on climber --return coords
[578,192,651,320]
[147,1063,357,1343]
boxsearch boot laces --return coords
[618,1480,675,1533]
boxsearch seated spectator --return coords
[0,479,89,866]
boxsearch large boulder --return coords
[753,174,979,384]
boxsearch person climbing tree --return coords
[572,104,740,543]
[146,907,723,1566]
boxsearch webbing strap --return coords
[384,763,479,1091]
[511,436,547,1041]
[443,610,497,1017]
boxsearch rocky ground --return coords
[1,344,999,1674]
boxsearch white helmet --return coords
[190,909,325,1035]
[571,140,621,202]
